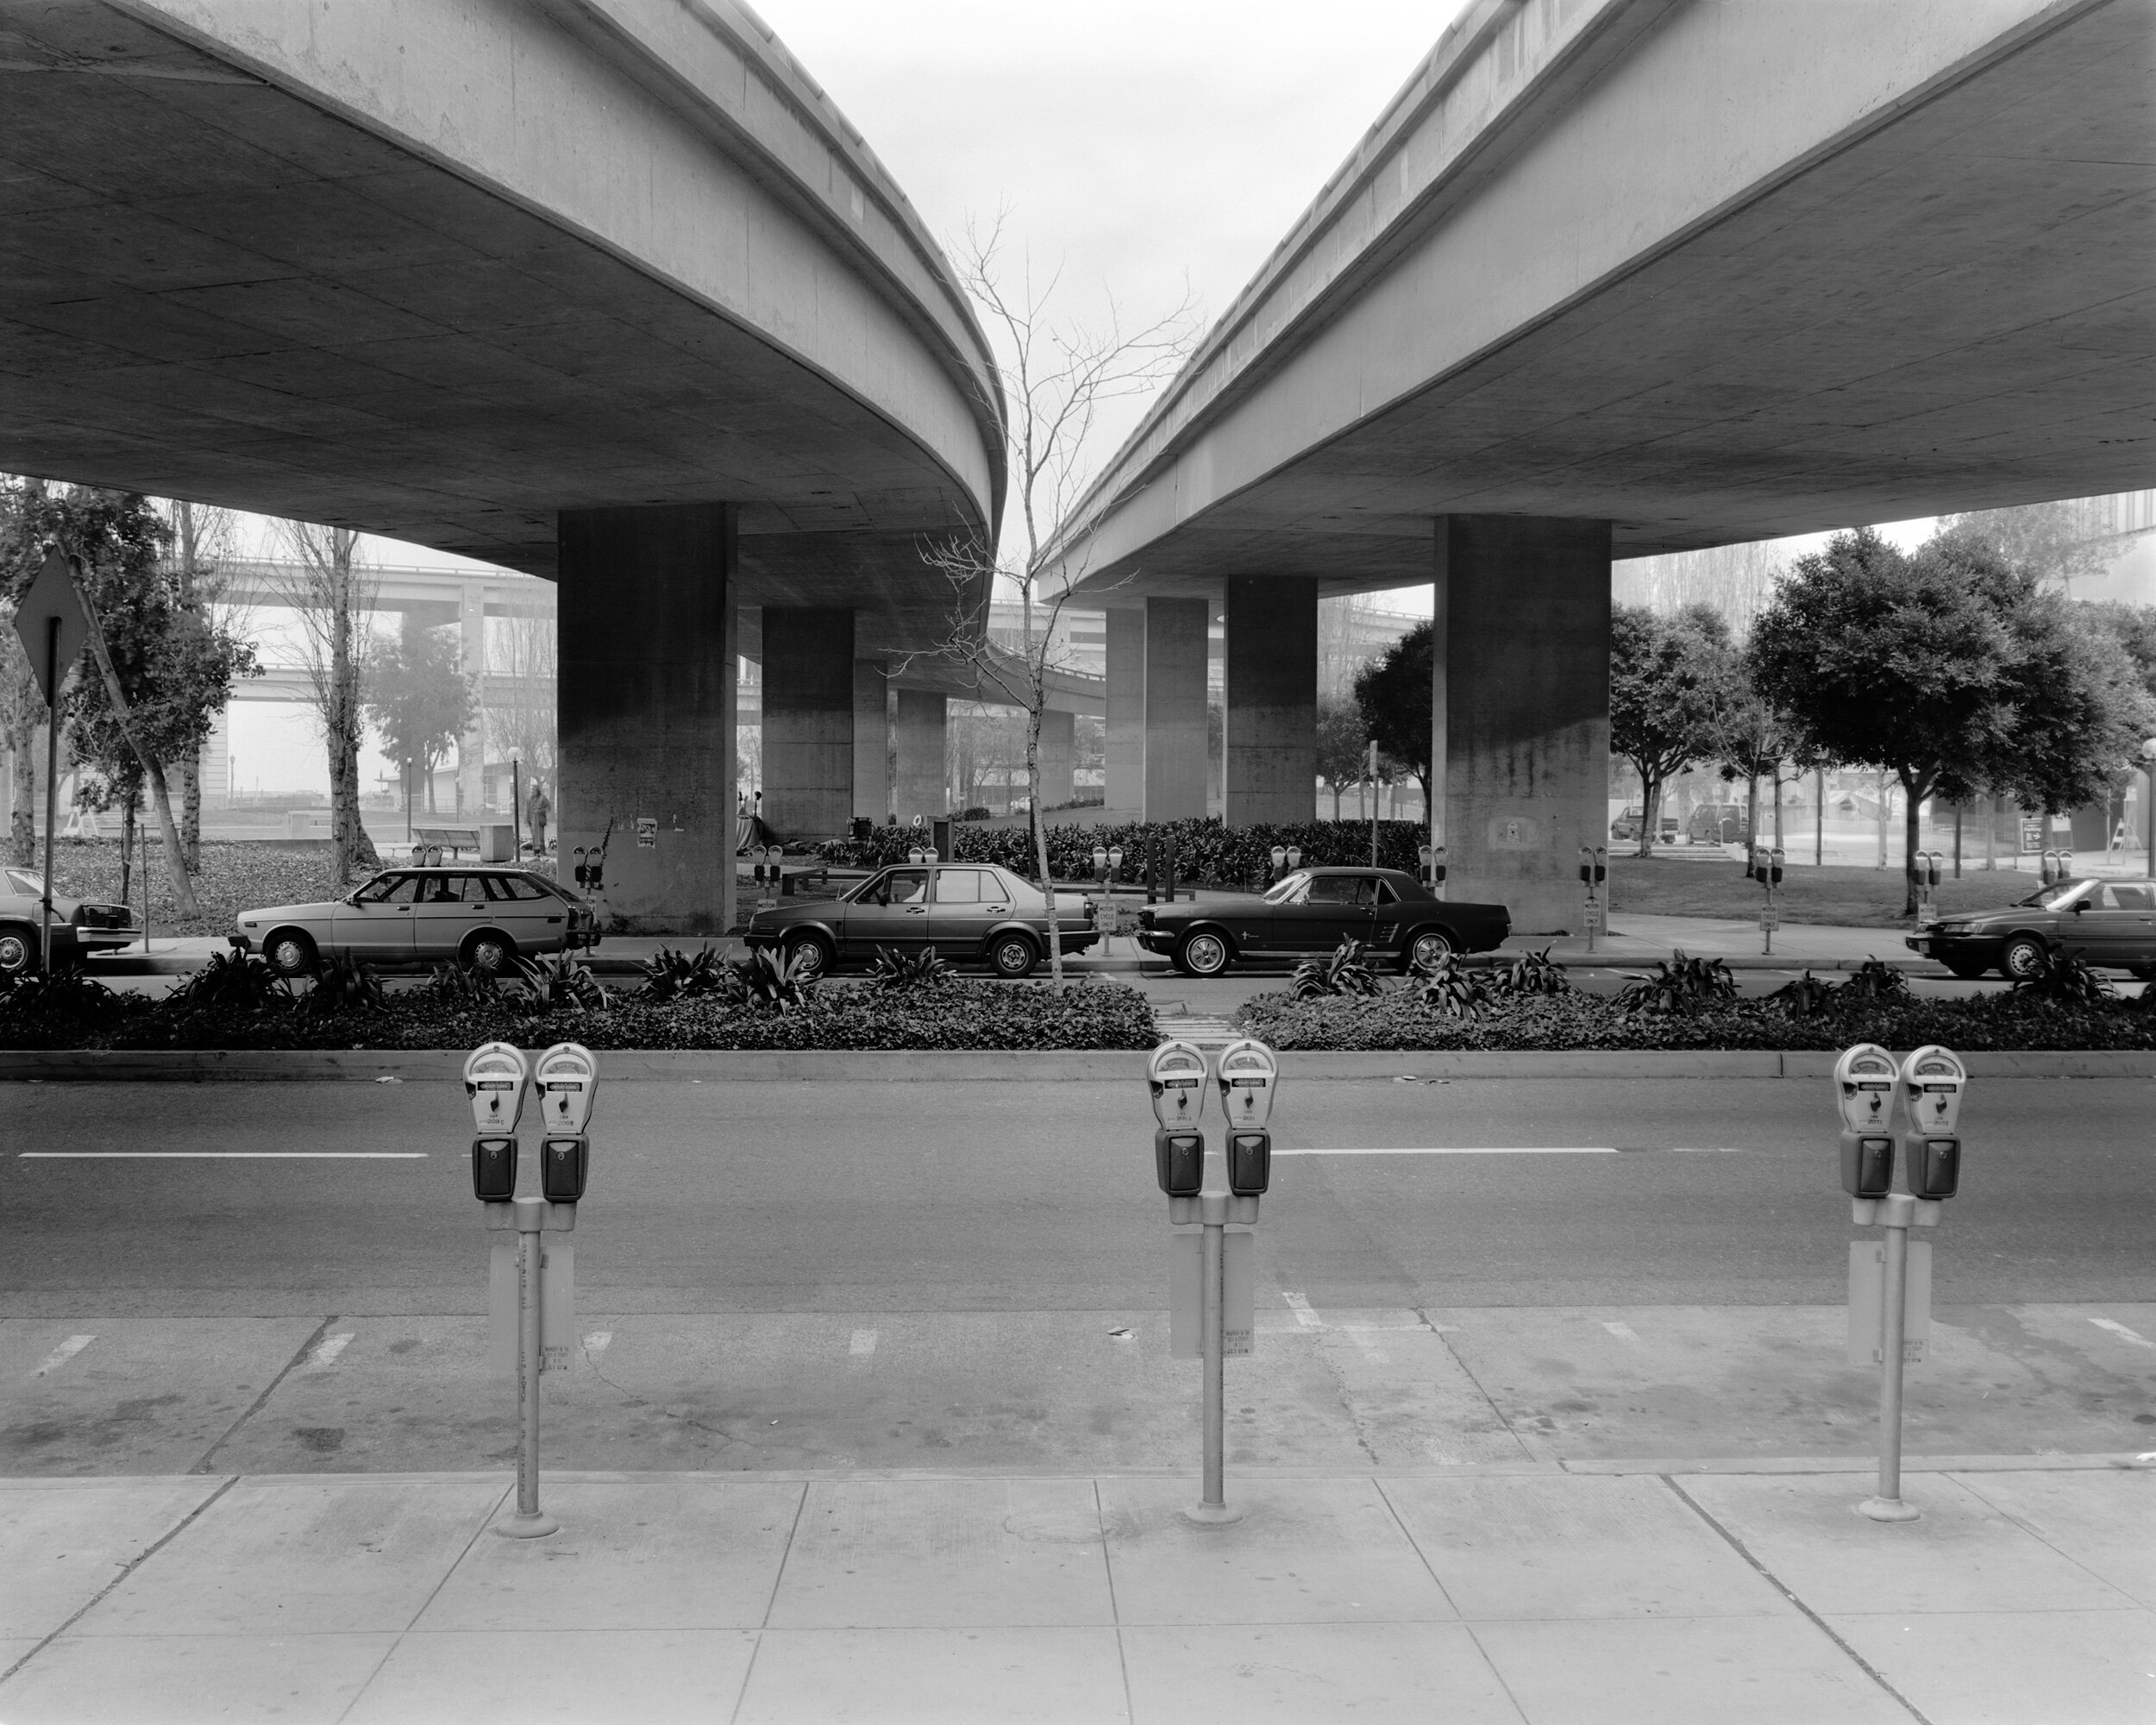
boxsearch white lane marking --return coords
[30,1334,94,1377]
[1275,1146,1618,1157]
[1282,1293,1324,1329]
[1601,1322,1642,1343]
[1670,1147,1749,1154]
[583,1332,613,1357]
[1348,1330,1390,1364]
[2090,1318,2155,1349]
[18,1152,427,1159]
[849,1328,879,1358]
[304,1333,354,1368]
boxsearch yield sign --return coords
[11,544,88,706]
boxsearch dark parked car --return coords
[1134,867,1509,976]
[1907,876,2156,981]
[1610,807,1676,844]
[0,865,138,975]
[233,866,599,976]
[743,862,1098,978]
[1684,803,1744,845]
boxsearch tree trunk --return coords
[1638,769,1661,859]
[1028,706,1063,996]
[119,794,135,904]
[323,530,377,884]
[7,732,33,867]
[179,751,200,875]
[1744,772,1758,851]
[1901,768,1928,917]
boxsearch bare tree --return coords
[266,521,379,884]
[486,604,557,800]
[908,214,1196,991]
[166,500,247,873]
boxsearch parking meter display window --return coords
[541,1137,589,1203]
[1156,1129,1204,1196]
[1228,1131,1271,1196]
[1839,1132,1894,1200]
[473,1137,517,1201]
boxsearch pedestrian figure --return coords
[529,781,552,856]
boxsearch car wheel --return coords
[2000,935,2046,981]
[1943,957,1990,981]
[1404,928,1455,972]
[263,930,318,979]
[0,924,37,977]
[461,930,517,975]
[783,932,833,978]
[987,932,1038,979]
[1175,930,1232,977]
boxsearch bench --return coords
[410,823,517,862]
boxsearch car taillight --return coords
[1138,909,1154,929]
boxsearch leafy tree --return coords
[1936,501,2109,594]
[1751,526,2153,914]
[365,613,475,817]
[1608,604,1733,856]
[266,523,378,884]
[1313,698,1367,819]
[1352,618,1432,820]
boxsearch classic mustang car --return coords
[744,861,1098,977]
[1907,876,2156,980]
[0,865,138,975]
[232,866,600,975]
[1135,866,1510,975]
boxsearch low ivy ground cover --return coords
[821,817,1429,887]
[1235,987,2156,1052]
[0,974,1159,1053]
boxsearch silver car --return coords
[0,865,138,976]
[234,866,600,975]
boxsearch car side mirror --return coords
[2070,900,2085,913]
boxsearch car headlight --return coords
[1932,922,1972,935]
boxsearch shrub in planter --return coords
[1615,950,1736,1014]
[1291,940,1382,999]
[1492,945,1570,997]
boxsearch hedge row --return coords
[0,978,1161,1053]
[824,818,1428,886]
[1232,989,2156,1052]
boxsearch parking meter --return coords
[1148,1040,1207,1195]
[1215,1038,1277,1196]
[1094,845,1109,883]
[1899,1044,1965,1201]
[1269,845,1286,885]
[1107,846,1123,879]
[464,1042,530,1201]
[1284,846,1300,872]
[533,1042,597,1203]
[1833,1043,1897,1199]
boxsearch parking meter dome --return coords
[1147,1040,1208,1129]
[1215,1038,1278,1130]
[462,1041,530,1135]
[1832,1043,1896,1134]
[1900,1044,1966,1135]
[534,1042,599,1137]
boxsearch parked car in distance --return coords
[232,866,599,975]
[1610,807,1677,844]
[0,865,138,975]
[1908,876,2156,981]
[1134,867,1509,976]
[1684,803,1744,845]
[744,862,1098,978]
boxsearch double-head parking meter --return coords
[534,1042,599,1205]
[1149,1040,1207,1196]
[465,1042,530,1201]
[1899,1044,1965,1203]
[1215,1039,1277,1198]
[1833,1042,1897,1201]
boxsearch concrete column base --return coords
[1105,608,1144,813]
[557,504,737,936]
[853,660,891,823]
[1437,515,1610,936]
[894,688,947,822]
[1038,708,1075,809]
[1224,576,1318,826]
[764,607,855,839]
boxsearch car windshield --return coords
[3,867,47,896]
[2015,879,2098,911]
[1262,870,1312,905]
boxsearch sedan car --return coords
[1135,866,1510,975]
[233,866,600,975]
[744,862,1098,978]
[1907,876,2156,981]
[0,865,139,975]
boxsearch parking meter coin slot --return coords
[1156,1129,1204,1197]
[473,1137,518,1201]
[1908,1135,1960,1201]
[1227,1130,1271,1196]
[1839,1132,1895,1200]
[540,1136,588,1204]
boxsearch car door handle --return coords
[987,905,1009,913]
[906,906,927,915]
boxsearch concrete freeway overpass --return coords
[1,0,1006,930]
[1043,0,2156,929]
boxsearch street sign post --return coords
[10,546,88,974]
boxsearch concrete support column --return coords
[893,688,948,822]
[457,582,486,814]
[1105,607,1144,813]
[763,607,856,839]
[852,659,891,822]
[1037,708,1075,809]
[1224,577,1318,826]
[1435,515,1610,935]
[558,503,737,935]
[1144,597,1209,822]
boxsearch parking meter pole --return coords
[1861,1194,1921,1523]
[1199,1194,1228,1519]
[500,1196,558,1539]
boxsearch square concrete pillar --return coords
[1144,598,1209,822]
[763,607,856,839]
[853,659,891,822]
[1435,515,1611,935]
[1037,707,1075,809]
[456,581,486,814]
[558,504,737,935]
[894,688,947,822]
[1224,576,1318,826]
[1105,607,1144,814]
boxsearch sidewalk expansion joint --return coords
[1659,1474,1935,1725]
[191,1313,340,1474]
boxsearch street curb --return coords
[4,1047,2153,1082]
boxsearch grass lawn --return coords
[1609,853,2057,927]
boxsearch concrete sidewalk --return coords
[3,1461,2148,1722]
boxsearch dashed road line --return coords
[583,1331,613,1358]
[304,1332,354,1368]
[19,1151,428,1159]
[2090,1317,2154,1348]
[1278,1146,1618,1157]
[1282,1292,1323,1329]
[1602,1321,1643,1343]
[29,1334,94,1377]
[849,1328,879,1358]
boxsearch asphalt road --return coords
[3,1076,2152,1476]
